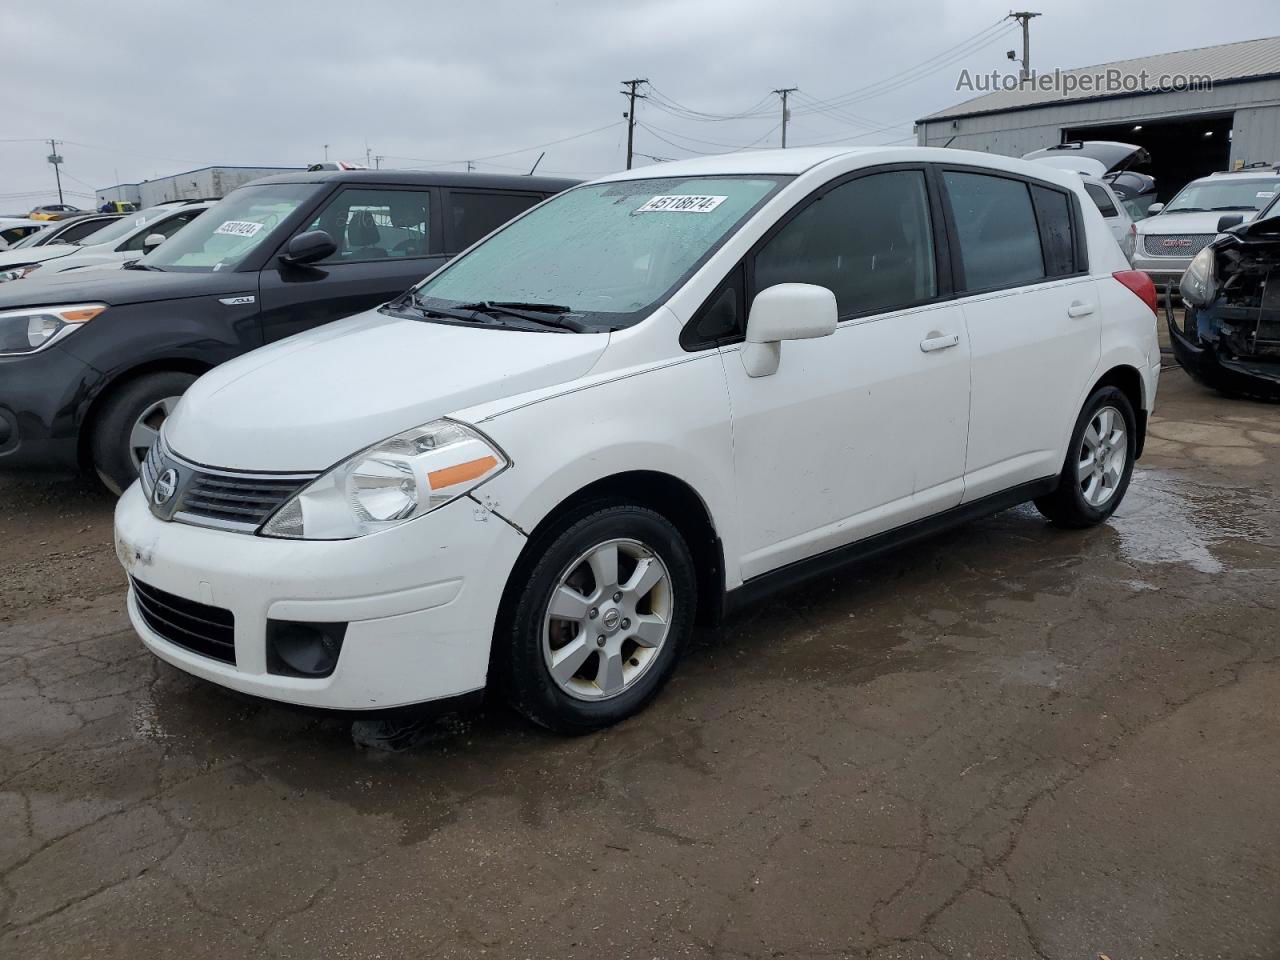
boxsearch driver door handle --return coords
[920,333,960,353]
[1067,300,1096,318]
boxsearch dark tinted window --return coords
[1030,185,1076,277]
[304,188,432,262]
[447,191,542,251]
[59,218,113,243]
[754,170,936,317]
[943,171,1044,291]
[1084,182,1119,218]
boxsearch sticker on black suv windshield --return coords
[635,195,728,213]
[213,220,265,238]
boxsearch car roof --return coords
[591,145,1085,190]
[246,169,581,191]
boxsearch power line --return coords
[383,120,624,168]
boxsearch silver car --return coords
[1134,168,1280,291]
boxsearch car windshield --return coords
[1164,178,1279,213]
[410,175,787,330]
[141,184,316,272]
[76,206,178,247]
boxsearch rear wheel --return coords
[1034,386,1137,528]
[498,504,696,733]
[90,371,195,495]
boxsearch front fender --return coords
[473,352,743,587]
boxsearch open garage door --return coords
[1064,113,1233,203]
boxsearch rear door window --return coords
[445,191,543,252]
[118,210,201,251]
[942,171,1045,291]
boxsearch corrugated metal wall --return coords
[917,78,1280,168]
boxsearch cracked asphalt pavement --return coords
[1,368,1278,959]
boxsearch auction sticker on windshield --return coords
[214,220,265,238]
[636,195,728,213]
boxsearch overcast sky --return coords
[4,0,1276,209]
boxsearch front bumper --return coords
[1167,306,1280,400]
[1132,253,1189,292]
[114,483,527,709]
[0,344,100,474]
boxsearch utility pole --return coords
[466,160,475,172]
[47,139,65,205]
[620,78,647,170]
[365,143,372,167]
[374,155,383,170]
[1006,11,1040,81]
[323,144,330,160]
[773,88,798,148]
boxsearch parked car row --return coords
[93,147,1161,731]
[0,170,576,489]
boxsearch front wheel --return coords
[90,371,196,495]
[498,504,697,734]
[1034,386,1137,528]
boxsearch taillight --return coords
[1113,269,1157,315]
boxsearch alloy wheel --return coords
[541,537,673,701]
[1077,404,1128,508]
[128,396,181,469]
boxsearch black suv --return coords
[0,170,577,491]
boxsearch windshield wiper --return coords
[124,261,163,272]
[387,292,498,325]
[456,300,590,333]
[1166,206,1207,213]
[1209,205,1255,211]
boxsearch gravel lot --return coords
[1,367,1278,959]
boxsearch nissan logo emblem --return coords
[153,468,178,505]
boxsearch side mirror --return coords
[1148,202,1164,215]
[142,233,167,253]
[1217,214,1245,233]
[280,230,337,266]
[741,283,838,378]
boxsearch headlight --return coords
[1179,246,1217,307]
[0,303,106,356]
[0,263,42,283]
[260,419,509,540]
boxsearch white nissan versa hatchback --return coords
[115,146,1160,733]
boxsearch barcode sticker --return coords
[635,195,728,214]
[214,220,265,238]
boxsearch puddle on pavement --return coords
[1108,468,1269,574]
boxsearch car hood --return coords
[0,264,253,309]
[165,309,610,471]
[1139,210,1256,235]
[0,243,79,269]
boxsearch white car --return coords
[0,201,214,282]
[1021,146,1137,263]
[0,218,47,251]
[114,146,1160,732]
[1133,167,1280,290]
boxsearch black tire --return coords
[90,371,196,495]
[497,503,697,734]
[1034,385,1137,528]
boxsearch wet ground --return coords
[2,368,1278,959]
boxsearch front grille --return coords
[144,436,317,533]
[131,577,236,665]
[176,470,312,530]
[1142,233,1214,258]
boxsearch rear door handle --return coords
[1067,300,1096,318]
[920,333,960,353]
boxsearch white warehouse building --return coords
[916,36,1280,201]
[96,165,301,208]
